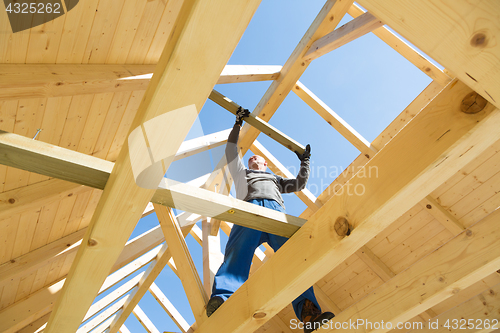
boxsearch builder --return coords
[206,107,335,332]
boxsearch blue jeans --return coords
[211,198,321,319]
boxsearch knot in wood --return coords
[253,312,266,319]
[426,204,432,209]
[470,32,487,48]
[8,198,16,204]
[334,217,350,237]
[88,238,98,247]
[466,230,473,237]
[461,92,487,114]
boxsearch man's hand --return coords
[235,106,250,126]
[295,144,311,162]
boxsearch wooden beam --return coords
[83,273,143,324]
[0,64,280,100]
[357,0,500,108]
[155,205,207,324]
[236,0,354,152]
[108,224,195,333]
[154,179,306,237]
[328,209,500,332]
[292,81,377,157]
[0,178,90,219]
[217,65,282,84]
[209,90,305,154]
[346,3,451,86]
[419,195,465,235]
[304,12,383,62]
[193,81,500,332]
[149,282,190,333]
[119,325,132,333]
[0,130,299,237]
[0,128,227,190]
[202,219,224,297]
[132,305,161,333]
[91,312,121,333]
[174,128,231,161]
[34,2,265,324]
[77,295,129,333]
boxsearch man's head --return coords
[248,155,267,171]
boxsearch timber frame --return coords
[0,0,499,332]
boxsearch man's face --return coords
[248,155,267,171]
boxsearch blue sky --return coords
[86,1,434,332]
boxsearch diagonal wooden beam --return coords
[132,305,161,333]
[419,195,465,235]
[108,222,197,333]
[209,90,305,154]
[292,81,377,157]
[357,0,500,108]
[237,0,354,153]
[0,64,281,100]
[149,282,190,333]
[304,11,383,62]
[327,208,500,332]
[193,81,500,332]
[346,3,451,86]
[155,205,207,324]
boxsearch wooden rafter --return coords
[209,90,305,154]
[149,282,190,333]
[193,81,500,332]
[108,224,197,333]
[292,81,377,158]
[132,305,161,333]
[304,11,383,62]
[154,206,207,324]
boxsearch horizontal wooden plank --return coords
[153,179,305,238]
[0,129,305,237]
[0,64,280,100]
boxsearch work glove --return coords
[235,106,250,126]
[295,144,311,162]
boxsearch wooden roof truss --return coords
[0,0,499,332]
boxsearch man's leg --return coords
[262,199,329,325]
[211,224,262,301]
